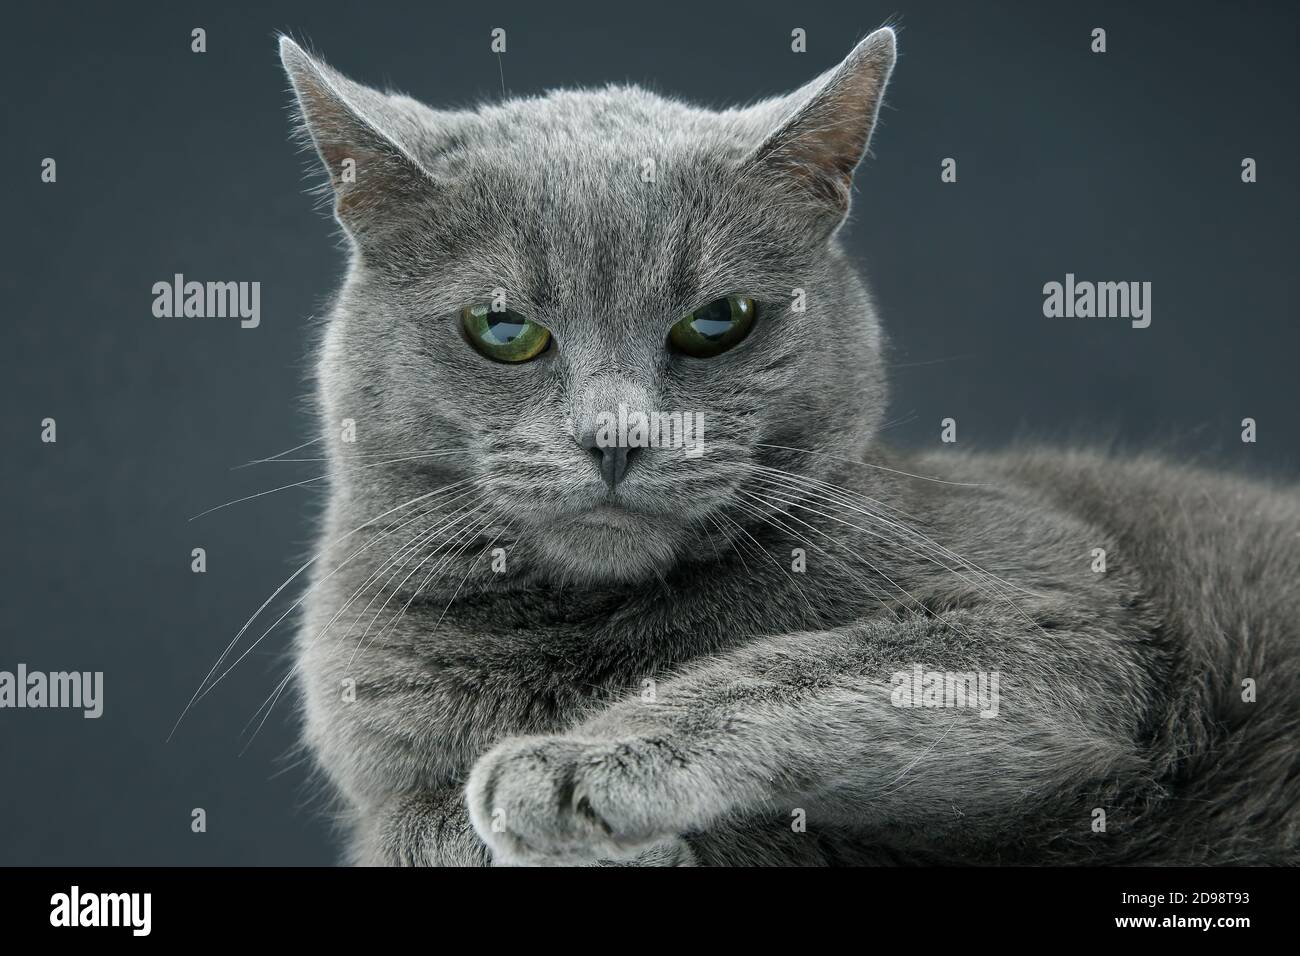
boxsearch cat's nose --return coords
[578,432,640,490]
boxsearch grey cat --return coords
[278,28,1300,866]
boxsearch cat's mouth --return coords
[530,500,685,583]
[569,504,644,531]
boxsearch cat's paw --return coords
[465,735,686,866]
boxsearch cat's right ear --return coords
[279,37,438,238]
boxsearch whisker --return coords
[167,482,470,740]
[747,460,925,524]
[195,483,488,705]
[345,502,491,666]
[732,488,904,625]
[240,669,293,748]
[700,513,729,563]
[231,436,325,470]
[237,446,461,464]
[742,472,1000,602]
[743,463,1034,601]
[743,486,1013,650]
[376,510,506,641]
[190,450,466,521]
[297,494,490,671]
[738,472,1047,636]
[420,517,514,642]
[738,487,920,621]
[239,493,495,744]
[738,486,998,652]
[368,509,496,645]
[754,442,985,487]
[709,510,755,577]
[714,508,822,623]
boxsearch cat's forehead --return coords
[487,86,736,146]
[385,87,814,318]
[417,86,760,177]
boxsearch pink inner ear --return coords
[321,142,386,215]
[765,107,874,207]
[751,31,895,209]
[283,39,434,227]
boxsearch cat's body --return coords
[280,31,1300,865]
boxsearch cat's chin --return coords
[529,508,684,585]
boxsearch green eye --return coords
[461,304,551,363]
[668,296,756,358]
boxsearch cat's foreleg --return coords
[465,615,1148,865]
[350,789,492,866]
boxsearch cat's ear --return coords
[279,37,438,237]
[743,28,896,219]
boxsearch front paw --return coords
[465,735,685,866]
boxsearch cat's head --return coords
[281,30,896,586]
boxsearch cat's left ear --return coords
[743,28,896,220]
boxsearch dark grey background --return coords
[2,0,1296,865]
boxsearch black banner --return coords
[0,867,1287,941]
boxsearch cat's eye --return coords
[460,304,551,363]
[668,296,756,358]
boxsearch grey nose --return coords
[578,432,639,490]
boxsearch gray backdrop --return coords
[2,0,1296,864]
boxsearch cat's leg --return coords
[465,613,1150,865]
[350,789,491,866]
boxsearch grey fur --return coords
[278,30,1300,866]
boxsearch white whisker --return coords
[755,442,985,487]
[167,482,468,740]
[190,450,466,521]
[231,436,326,470]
